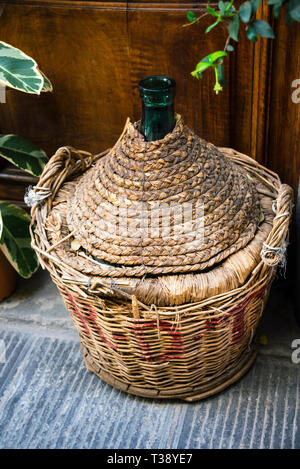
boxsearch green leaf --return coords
[0,41,44,94]
[195,61,212,74]
[239,1,253,23]
[40,70,53,92]
[286,7,294,25]
[225,0,234,12]
[187,11,197,22]
[250,0,262,14]
[0,134,48,176]
[229,14,240,41]
[288,0,300,22]
[226,44,234,51]
[218,2,226,16]
[205,20,220,34]
[192,51,227,81]
[201,51,227,64]
[206,5,219,17]
[268,0,284,17]
[217,62,226,86]
[219,1,235,17]
[273,5,281,17]
[253,19,275,38]
[0,201,39,278]
[246,26,258,41]
[191,70,201,79]
[270,0,284,18]
[209,51,228,62]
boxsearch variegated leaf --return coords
[40,70,53,92]
[0,134,47,176]
[0,41,44,94]
[0,201,39,278]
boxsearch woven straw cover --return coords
[65,116,261,276]
[30,119,293,401]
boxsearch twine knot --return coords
[261,240,287,269]
[24,185,52,208]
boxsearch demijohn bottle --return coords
[138,75,176,142]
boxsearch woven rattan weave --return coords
[30,118,293,401]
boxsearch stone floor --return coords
[0,269,299,449]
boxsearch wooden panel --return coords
[127,7,232,148]
[0,3,132,156]
[0,0,298,202]
[0,0,254,156]
[267,13,300,194]
[6,1,215,7]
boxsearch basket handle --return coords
[26,145,111,213]
[28,146,93,209]
[260,183,294,267]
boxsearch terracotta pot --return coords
[0,249,17,301]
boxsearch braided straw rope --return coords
[62,116,261,275]
[30,126,293,401]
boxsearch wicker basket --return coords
[30,117,293,401]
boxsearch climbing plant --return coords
[185,0,300,93]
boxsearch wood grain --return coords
[267,11,300,195]
[0,0,298,208]
[0,4,132,156]
[0,1,242,156]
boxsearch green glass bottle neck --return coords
[139,76,176,142]
[140,103,175,142]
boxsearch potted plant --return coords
[0,41,52,300]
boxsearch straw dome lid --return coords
[65,116,261,276]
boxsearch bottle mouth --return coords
[139,75,176,93]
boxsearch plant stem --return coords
[223,34,231,52]
[182,12,210,28]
